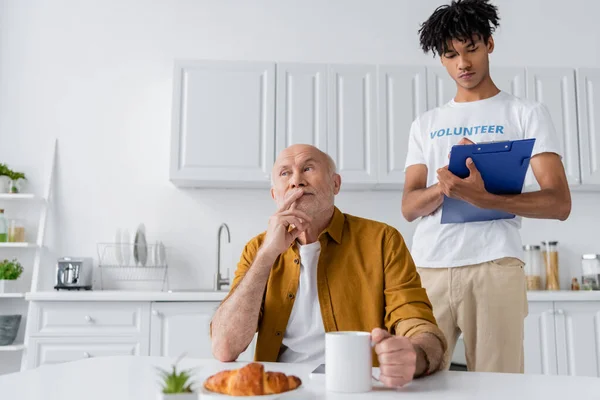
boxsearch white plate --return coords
[134,224,148,266]
[158,241,166,266]
[114,228,123,266]
[152,241,159,266]
[121,229,131,266]
[199,386,308,399]
[198,363,308,400]
[138,232,148,266]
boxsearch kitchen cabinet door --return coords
[170,60,275,188]
[275,63,328,154]
[553,302,600,377]
[490,67,526,97]
[149,302,256,361]
[526,68,580,186]
[150,302,218,359]
[327,64,378,188]
[426,67,455,110]
[27,337,145,369]
[376,66,427,188]
[524,301,558,375]
[577,68,600,186]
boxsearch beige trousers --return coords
[417,257,528,373]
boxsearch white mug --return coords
[325,331,372,393]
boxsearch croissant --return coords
[203,362,302,396]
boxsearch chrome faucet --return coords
[215,223,231,291]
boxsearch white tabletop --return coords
[24,289,600,302]
[1,356,600,399]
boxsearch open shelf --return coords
[0,242,37,248]
[0,342,25,352]
[0,193,35,200]
[0,293,25,299]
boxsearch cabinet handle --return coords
[83,352,90,358]
[556,309,564,315]
[152,310,161,317]
[84,315,93,323]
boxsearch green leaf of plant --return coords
[0,258,23,280]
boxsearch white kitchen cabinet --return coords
[150,302,217,359]
[577,68,600,186]
[23,301,151,369]
[526,68,580,186]
[27,337,145,368]
[524,301,558,375]
[376,66,427,188]
[28,301,149,336]
[275,63,328,154]
[490,67,526,98]
[327,65,378,188]
[149,302,257,361]
[19,298,600,377]
[553,302,600,377]
[525,300,600,378]
[170,60,275,188]
[426,67,454,110]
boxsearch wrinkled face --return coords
[271,145,341,217]
[441,35,494,91]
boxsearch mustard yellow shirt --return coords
[223,207,446,366]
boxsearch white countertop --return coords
[25,290,229,301]
[24,290,600,302]
[1,356,599,399]
[526,290,600,301]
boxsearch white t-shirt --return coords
[405,91,561,268]
[278,241,326,363]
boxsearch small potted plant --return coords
[0,164,9,193]
[156,355,198,400]
[0,258,23,293]
[5,169,26,194]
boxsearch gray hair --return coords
[270,150,338,187]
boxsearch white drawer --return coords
[30,302,150,335]
[28,337,145,368]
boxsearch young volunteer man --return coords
[402,0,571,373]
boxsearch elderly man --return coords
[210,144,447,387]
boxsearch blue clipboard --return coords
[440,138,535,224]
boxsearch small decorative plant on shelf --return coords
[0,258,23,293]
[156,354,198,400]
[0,163,9,193]
[5,169,26,194]
[0,164,26,194]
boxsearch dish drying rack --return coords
[96,242,169,291]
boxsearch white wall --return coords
[0,0,599,369]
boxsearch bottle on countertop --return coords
[571,277,580,291]
[542,241,560,291]
[0,209,7,242]
[523,245,543,290]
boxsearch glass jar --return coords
[7,219,25,242]
[0,209,7,243]
[581,254,600,290]
[542,241,560,290]
[8,179,20,194]
[523,245,543,290]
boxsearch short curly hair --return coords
[419,0,500,57]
